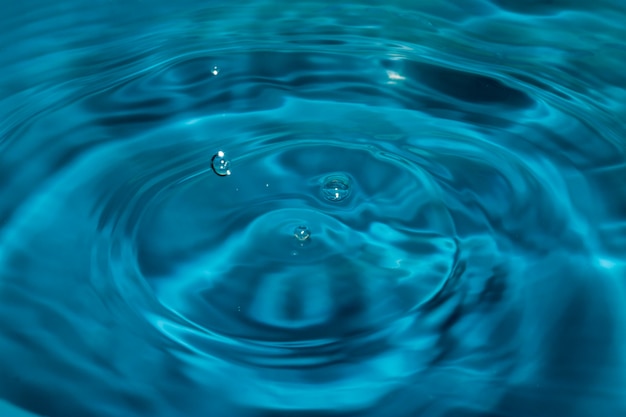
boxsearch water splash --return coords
[211,150,231,176]
[321,174,351,202]
[293,225,311,241]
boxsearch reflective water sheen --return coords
[1,1,626,416]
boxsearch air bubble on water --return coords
[211,151,231,176]
[322,174,351,202]
[293,225,311,242]
[212,66,219,76]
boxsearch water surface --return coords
[1,1,626,416]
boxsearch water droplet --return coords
[212,66,219,76]
[293,225,311,242]
[211,151,231,176]
[322,174,351,202]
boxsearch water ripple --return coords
[1,1,626,417]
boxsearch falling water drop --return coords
[293,225,311,242]
[212,66,219,76]
[211,151,231,176]
[322,174,351,202]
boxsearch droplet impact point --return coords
[212,66,219,76]
[293,225,311,242]
[211,151,231,176]
[322,174,351,202]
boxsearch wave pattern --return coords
[1,1,626,416]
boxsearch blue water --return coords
[1,1,626,416]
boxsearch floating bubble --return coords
[322,174,351,202]
[212,66,219,76]
[293,225,311,242]
[211,151,231,176]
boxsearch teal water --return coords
[1,1,626,416]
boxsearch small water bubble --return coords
[293,225,311,242]
[211,151,231,176]
[322,174,351,202]
[212,66,219,76]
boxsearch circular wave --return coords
[1,2,625,417]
